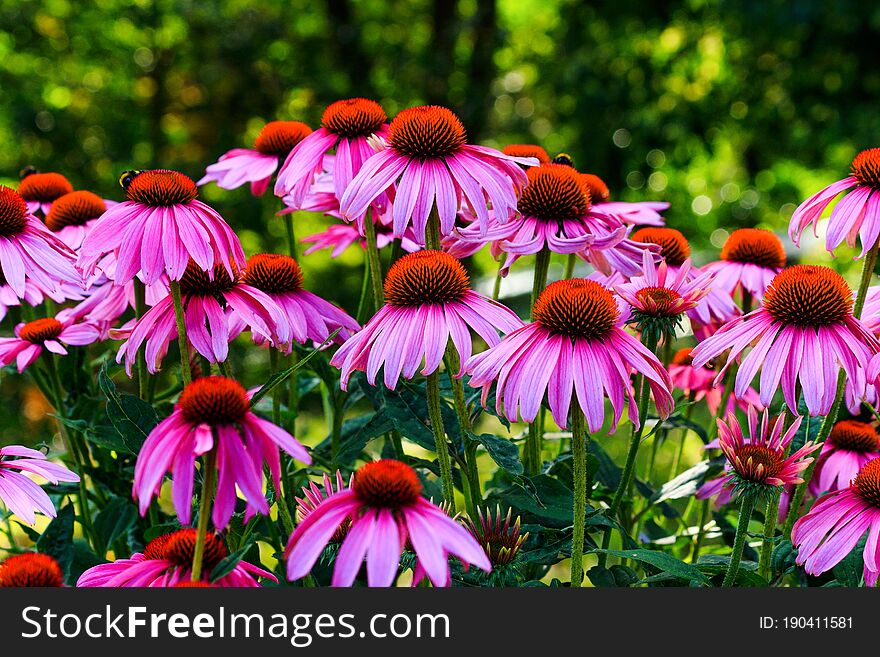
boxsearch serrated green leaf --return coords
[469,432,523,475]
[98,364,158,454]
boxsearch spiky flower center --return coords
[733,444,784,484]
[502,144,550,164]
[579,173,611,203]
[321,98,386,138]
[851,148,880,189]
[672,347,694,366]
[532,279,619,340]
[384,250,469,306]
[178,261,237,298]
[721,228,785,269]
[161,529,229,571]
[124,170,198,206]
[388,106,467,160]
[45,190,106,231]
[854,458,880,507]
[0,553,64,587]
[241,253,303,294]
[353,460,422,509]
[464,507,527,567]
[254,121,313,156]
[17,172,73,203]
[0,186,29,237]
[634,286,683,316]
[19,318,63,344]
[632,227,690,267]
[143,533,172,560]
[830,420,880,454]
[763,265,852,327]
[518,164,591,222]
[179,376,250,426]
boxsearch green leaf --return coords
[647,460,711,505]
[98,364,159,454]
[469,432,523,475]
[36,504,75,579]
[92,497,137,555]
[832,534,866,587]
[250,329,340,406]
[209,544,253,583]
[695,554,767,587]
[591,548,712,586]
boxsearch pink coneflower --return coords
[331,250,522,390]
[340,105,534,241]
[199,121,313,196]
[631,227,739,326]
[789,148,880,257]
[454,163,626,274]
[43,190,107,250]
[301,220,420,258]
[792,457,880,585]
[580,228,660,278]
[117,260,289,374]
[77,529,276,587]
[465,279,673,432]
[692,265,880,416]
[702,228,786,302]
[285,459,491,587]
[133,376,310,529]
[0,316,99,373]
[79,169,245,285]
[615,249,714,343]
[238,253,359,347]
[275,98,389,207]
[17,170,73,216]
[579,173,668,227]
[0,445,79,525]
[0,186,81,300]
[0,553,65,587]
[669,347,763,415]
[698,407,817,499]
[812,420,880,495]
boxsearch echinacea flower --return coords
[0,316,100,373]
[0,186,81,299]
[465,279,674,432]
[579,173,668,227]
[692,265,880,416]
[133,376,311,529]
[117,260,290,374]
[331,250,522,390]
[669,347,763,416]
[301,219,420,258]
[43,190,107,250]
[454,163,626,274]
[284,459,491,587]
[17,170,73,216]
[0,553,64,587]
[238,253,359,348]
[789,148,880,257]
[812,420,880,495]
[77,529,276,587]
[340,105,534,240]
[792,457,880,585]
[462,505,528,568]
[275,98,389,207]
[631,227,739,326]
[615,249,714,343]
[199,120,313,196]
[702,228,786,302]
[79,169,245,285]
[295,470,354,547]
[0,445,79,525]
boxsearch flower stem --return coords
[133,278,149,400]
[570,409,588,587]
[758,494,779,580]
[444,346,481,515]
[563,253,576,279]
[491,260,504,301]
[529,248,552,318]
[191,449,217,582]
[523,249,553,476]
[362,211,385,311]
[268,349,281,425]
[169,280,192,386]
[722,494,755,587]
[285,215,297,261]
[426,371,456,513]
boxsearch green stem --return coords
[269,349,281,425]
[362,211,385,311]
[523,249,553,475]
[563,253,576,279]
[722,494,755,587]
[285,214,297,261]
[331,391,345,469]
[426,372,456,512]
[758,495,779,580]
[218,359,233,379]
[169,280,192,386]
[133,279,149,400]
[287,350,299,436]
[191,449,217,581]
[529,248,552,319]
[444,347,481,514]
[355,253,373,324]
[491,260,504,301]
[570,409,588,587]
